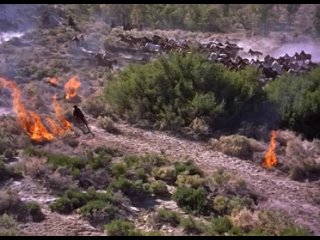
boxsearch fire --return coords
[0,77,73,143]
[48,77,60,87]
[263,130,278,169]
[52,95,72,132]
[64,75,81,100]
[0,77,54,142]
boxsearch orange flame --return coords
[64,75,81,100]
[48,77,60,87]
[263,130,278,169]
[52,95,72,132]
[0,77,73,142]
[0,77,54,142]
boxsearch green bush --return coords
[174,160,203,176]
[172,187,209,215]
[265,67,320,139]
[104,220,142,236]
[153,208,181,227]
[46,153,86,171]
[212,195,229,215]
[104,53,262,133]
[206,216,233,235]
[50,188,121,216]
[111,177,150,198]
[180,216,205,235]
[149,180,169,197]
[153,166,177,184]
[175,174,205,188]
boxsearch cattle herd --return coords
[73,29,319,82]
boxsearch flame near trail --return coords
[263,130,278,169]
[0,77,72,142]
[64,75,81,100]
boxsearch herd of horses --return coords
[68,17,318,81]
[111,32,318,81]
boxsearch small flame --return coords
[64,75,81,100]
[263,130,278,169]
[0,77,53,142]
[48,77,60,87]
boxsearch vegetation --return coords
[105,53,263,133]
[172,186,209,215]
[104,220,142,236]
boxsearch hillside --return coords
[0,4,320,236]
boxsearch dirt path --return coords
[81,122,320,235]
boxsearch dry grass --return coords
[230,208,260,231]
[23,157,48,179]
[209,135,265,160]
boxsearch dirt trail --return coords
[81,122,320,235]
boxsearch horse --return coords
[248,49,263,59]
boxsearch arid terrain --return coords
[1,4,320,236]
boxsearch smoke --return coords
[238,35,320,63]
[271,39,320,63]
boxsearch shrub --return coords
[153,166,177,184]
[0,214,18,236]
[97,116,120,134]
[206,216,233,235]
[210,134,257,160]
[172,187,209,215]
[49,189,89,214]
[26,201,45,222]
[111,177,150,198]
[229,208,260,232]
[212,195,229,215]
[104,220,142,236]
[208,168,232,186]
[174,160,203,176]
[153,208,181,227]
[104,53,262,133]
[46,153,86,171]
[175,174,205,188]
[149,180,169,197]
[180,216,205,235]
